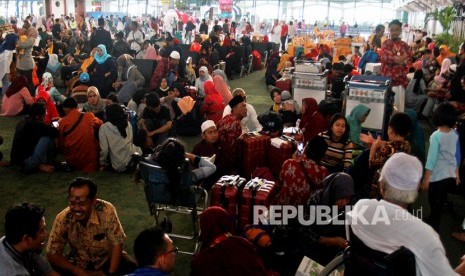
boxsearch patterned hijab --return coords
[85,86,107,113]
[41,72,54,89]
[47,54,61,73]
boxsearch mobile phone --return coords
[297,142,304,155]
[52,121,59,128]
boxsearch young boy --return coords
[421,102,460,232]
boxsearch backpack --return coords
[258,111,283,133]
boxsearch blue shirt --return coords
[425,129,460,182]
[126,267,170,276]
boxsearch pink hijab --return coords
[145,45,161,61]
[213,75,232,107]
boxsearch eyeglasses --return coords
[161,246,179,256]
[67,195,91,206]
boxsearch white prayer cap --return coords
[379,152,423,191]
[201,120,216,133]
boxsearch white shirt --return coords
[347,199,457,276]
[127,30,144,52]
[222,103,262,133]
[0,50,14,81]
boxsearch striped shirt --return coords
[318,131,353,169]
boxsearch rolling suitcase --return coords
[210,175,247,231]
[343,75,393,140]
[268,137,295,178]
[239,178,279,231]
[241,133,271,179]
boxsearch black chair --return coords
[133,59,158,88]
[320,226,416,276]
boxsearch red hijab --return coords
[202,80,225,123]
[36,85,59,125]
[6,76,28,98]
[300,98,327,144]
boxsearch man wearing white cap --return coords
[149,50,180,90]
[347,152,456,275]
[192,120,227,190]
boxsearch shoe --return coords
[452,232,465,242]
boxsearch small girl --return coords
[421,102,460,232]
[318,113,354,173]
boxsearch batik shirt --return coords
[380,39,412,87]
[46,199,126,270]
[217,114,242,168]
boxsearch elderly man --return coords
[347,152,456,275]
[0,203,59,276]
[222,88,262,133]
[46,177,137,275]
[149,50,180,90]
[128,228,177,276]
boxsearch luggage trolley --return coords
[344,75,393,140]
[293,60,329,106]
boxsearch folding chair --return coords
[262,51,269,69]
[138,157,208,255]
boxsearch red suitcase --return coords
[241,133,270,179]
[268,137,295,179]
[239,178,279,231]
[210,175,247,231]
[276,78,292,92]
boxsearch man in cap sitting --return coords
[217,95,248,174]
[347,152,456,275]
[149,50,180,90]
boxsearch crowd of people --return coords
[2,10,465,276]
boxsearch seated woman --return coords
[168,82,203,136]
[113,54,145,104]
[45,54,64,88]
[405,109,426,164]
[346,104,370,149]
[213,75,232,106]
[195,66,212,99]
[300,98,328,144]
[225,39,242,79]
[197,44,211,72]
[36,78,60,126]
[87,44,117,98]
[352,112,412,198]
[154,77,170,98]
[82,86,108,120]
[291,173,354,266]
[201,80,224,123]
[280,91,299,127]
[145,138,216,206]
[405,69,428,115]
[276,136,329,206]
[212,69,228,84]
[191,206,269,276]
[190,34,202,53]
[99,104,142,172]
[265,58,280,87]
[1,76,35,116]
[127,88,147,118]
[318,113,354,173]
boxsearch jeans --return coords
[280,36,287,52]
[23,137,56,172]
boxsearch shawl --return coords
[213,75,232,106]
[145,46,160,60]
[94,44,111,64]
[213,69,228,83]
[5,75,28,98]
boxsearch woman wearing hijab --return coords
[145,44,161,61]
[99,104,142,172]
[212,75,232,106]
[405,69,428,114]
[0,33,18,97]
[195,66,212,99]
[201,80,224,123]
[38,72,65,108]
[436,45,455,66]
[265,58,279,87]
[17,24,37,95]
[36,74,60,125]
[113,54,145,104]
[191,206,269,276]
[277,52,291,72]
[212,69,228,84]
[300,98,328,144]
[82,86,108,120]
[291,173,354,266]
[1,76,35,116]
[346,104,370,149]
[405,109,426,164]
[45,54,63,87]
[276,136,329,206]
[87,44,117,98]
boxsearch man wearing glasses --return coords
[46,177,137,275]
[128,227,177,275]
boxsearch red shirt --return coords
[281,24,288,37]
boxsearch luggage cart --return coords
[293,70,329,106]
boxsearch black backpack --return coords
[258,111,283,133]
